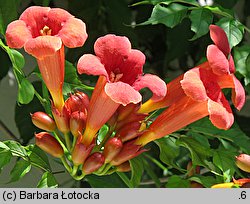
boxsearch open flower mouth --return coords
[109,70,124,83]
[40,25,52,36]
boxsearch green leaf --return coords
[18,78,35,104]
[155,137,181,169]
[176,136,212,167]
[189,175,217,188]
[4,140,27,158]
[131,0,198,6]
[10,49,25,69]
[60,60,94,94]
[37,172,58,188]
[204,5,233,19]
[217,18,244,48]
[142,157,161,187]
[189,8,213,40]
[138,3,188,28]
[0,46,11,80]
[233,45,250,86]
[97,124,109,143]
[9,159,31,183]
[87,173,127,188]
[0,141,12,169]
[213,149,236,179]
[129,156,144,187]
[15,81,44,144]
[26,145,51,172]
[188,118,250,154]
[64,61,81,85]
[0,0,18,34]
[166,175,190,188]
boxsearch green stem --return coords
[53,130,68,153]
[116,172,133,188]
[64,132,72,152]
[144,154,168,171]
[71,165,79,177]
[73,173,86,181]
[71,136,77,152]
[34,90,47,108]
[61,156,72,173]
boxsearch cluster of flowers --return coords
[5,6,247,181]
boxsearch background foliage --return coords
[0,0,250,187]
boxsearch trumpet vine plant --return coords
[0,0,250,188]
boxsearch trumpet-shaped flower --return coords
[6,6,88,110]
[135,25,245,146]
[136,62,245,146]
[138,25,245,114]
[77,34,166,146]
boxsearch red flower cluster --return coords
[5,6,246,180]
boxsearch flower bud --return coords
[103,137,123,163]
[110,140,147,166]
[233,178,250,186]
[236,154,250,173]
[117,103,140,121]
[116,113,147,130]
[52,103,70,133]
[72,137,94,166]
[187,161,200,177]
[65,91,89,113]
[70,111,87,137]
[82,152,105,175]
[116,121,144,142]
[116,161,131,172]
[35,132,64,158]
[190,182,203,188]
[211,182,234,188]
[31,112,56,131]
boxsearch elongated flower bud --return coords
[65,91,89,113]
[236,154,250,173]
[72,137,94,166]
[110,140,147,166]
[103,137,123,163]
[82,152,105,174]
[31,112,56,131]
[116,161,131,172]
[233,178,250,186]
[117,103,140,121]
[116,121,144,142]
[35,132,63,158]
[211,182,234,188]
[187,161,200,177]
[52,103,70,133]
[70,111,87,137]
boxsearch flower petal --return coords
[58,18,88,48]
[207,45,230,75]
[19,6,50,37]
[180,68,208,101]
[208,98,234,130]
[133,74,167,101]
[228,54,236,73]
[209,25,230,56]
[119,49,145,85]
[94,34,131,72]
[6,20,32,48]
[47,8,73,35]
[105,82,142,106]
[24,36,62,59]
[77,54,108,77]
[232,75,245,110]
